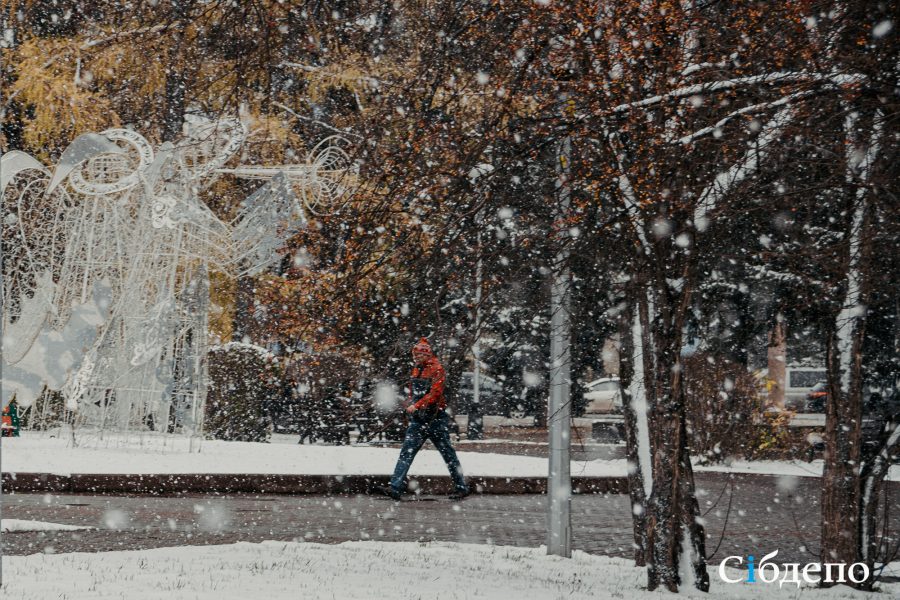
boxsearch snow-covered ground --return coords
[2,540,897,600]
[0,431,626,478]
[3,431,898,481]
[1,519,93,533]
[695,459,877,479]
[3,431,898,482]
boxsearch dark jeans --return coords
[390,410,467,493]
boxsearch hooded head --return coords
[412,337,433,363]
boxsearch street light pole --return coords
[469,228,484,440]
[547,135,572,558]
[467,163,493,440]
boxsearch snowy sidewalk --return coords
[0,432,625,477]
[0,432,627,495]
[2,432,896,495]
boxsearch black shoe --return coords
[448,488,469,500]
[374,485,402,500]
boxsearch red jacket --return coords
[410,355,446,411]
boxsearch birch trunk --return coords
[643,284,709,592]
[619,291,650,565]
[858,418,900,589]
[820,108,883,587]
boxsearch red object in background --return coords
[2,401,21,437]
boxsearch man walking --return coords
[377,338,469,500]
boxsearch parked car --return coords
[456,371,506,415]
[583,377,623,414]
[805,381,900,416]
[785,366,828,410]
[506,386,542,420]
[804,381,828,412]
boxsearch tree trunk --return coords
[163,65,187,142]
[821,321,864,573]
[534,389,548,429]
[619,294,649,565]
[767,316,786,410]
[643,288,709,592]
[232,276,255,342]
[645,341,681,592]
[161,8,191,142]
[678,409,711,591]
[820,108,883,587]
[858,418,900,589]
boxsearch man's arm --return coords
[412,364,445,410]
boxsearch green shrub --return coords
[205,342,281,442]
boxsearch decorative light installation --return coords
[1,117,353,446]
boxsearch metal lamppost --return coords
[467,163,493,440]
[469,234,485,440]
[547,135,572,557]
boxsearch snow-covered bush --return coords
[205,342,280,443]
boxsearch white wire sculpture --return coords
[216,134,353,215]
[1,117,354,448]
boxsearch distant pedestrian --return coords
[377,338,469,500]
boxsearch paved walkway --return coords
[5,473,898,567]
